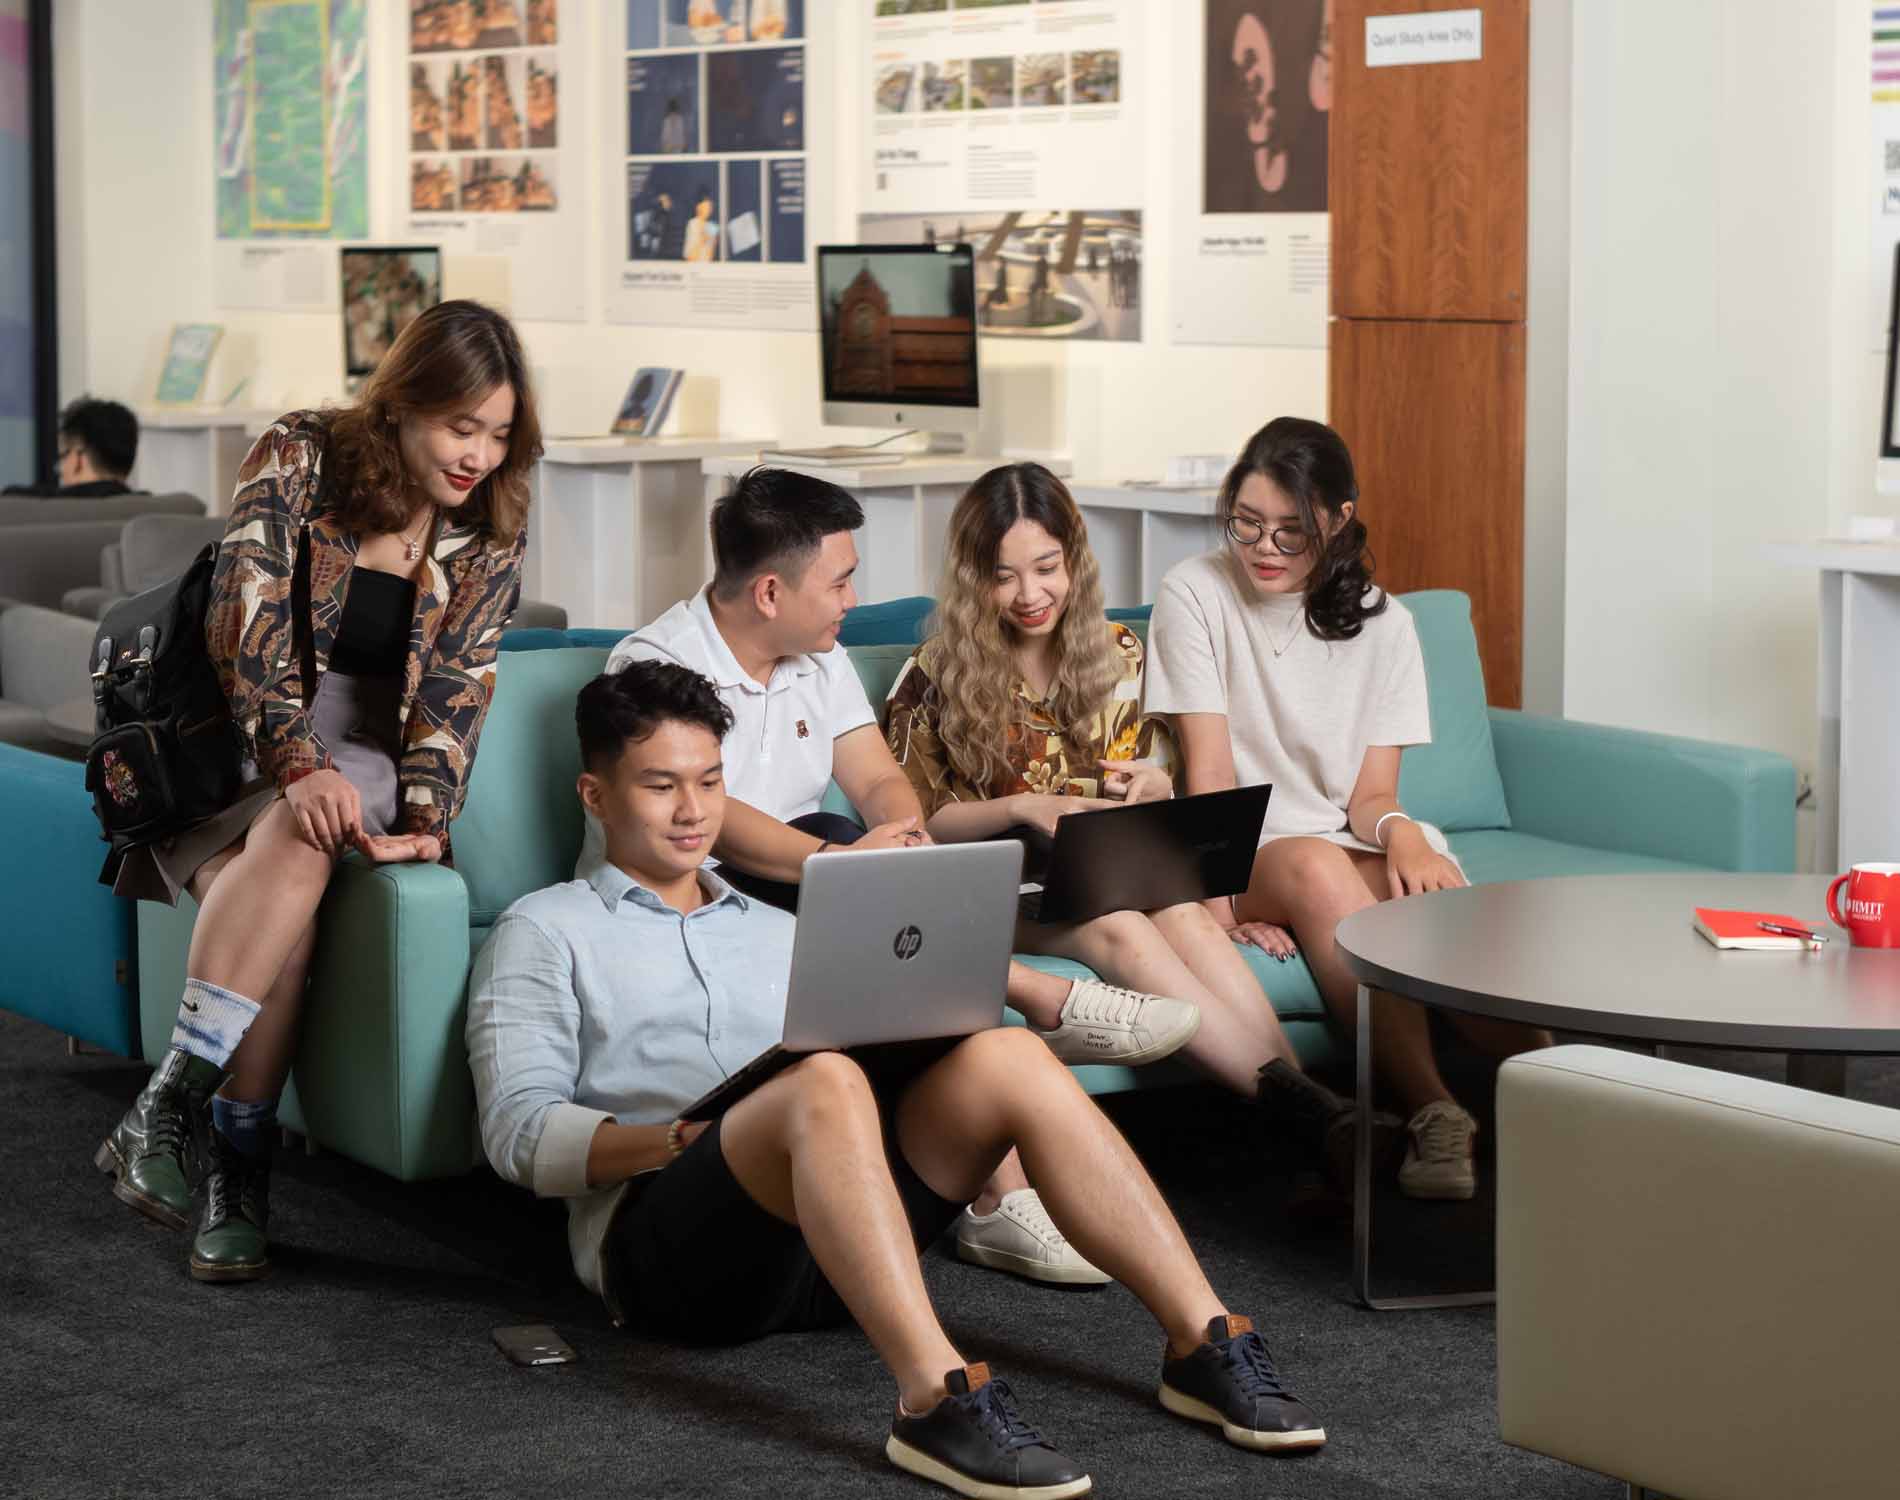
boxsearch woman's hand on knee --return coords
[1231,920,1298,959]
[286,769,363,855]
[357,831,443,865]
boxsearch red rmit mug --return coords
[1826,863,1900,948]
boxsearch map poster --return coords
[398,0,585,322]
[214,0,369,239]
[605,0,826,331]
[1170,0,1330,348]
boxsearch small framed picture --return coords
[340,246,443,381]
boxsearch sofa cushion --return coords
[454,647,609,924]
[0,603,99,710]
[119,514,226,594]
[1445,829,1708,884]
[1392,591,1511,833]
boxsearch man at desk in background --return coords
[4,397,143,498]
[578,465,1203,1288]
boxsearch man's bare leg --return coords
[897,1028,1224,1357]
[718,1051,974,1413]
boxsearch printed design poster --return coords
[606,1,820,329]
[400,0,584,322]
[1873,4,1900,346]
[857,210,1141,341]
[1172,0,1330,347]
[215,0,369,239]
[862,0,1146,340]
[212,0,369,312]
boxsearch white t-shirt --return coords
[576,588,878,874]
[1144,550,1433,852]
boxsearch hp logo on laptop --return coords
[892,925,923,961]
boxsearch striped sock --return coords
[169,978,261,1070]
[211,1093,278,1158]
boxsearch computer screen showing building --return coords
[817,244,979,432]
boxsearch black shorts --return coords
[604,1057,964,1346]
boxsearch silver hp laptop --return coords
[680,841,1023,1121]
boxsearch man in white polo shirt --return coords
[583,466,1200,1288]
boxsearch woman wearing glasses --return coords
[1146,417,1546,1203]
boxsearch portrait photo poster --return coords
[1171,0,1330,348]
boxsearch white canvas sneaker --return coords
[1397,1100,1478,1200]
[956,1189,1112,1286]
[1034,980,1201,1068]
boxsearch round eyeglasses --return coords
[1224,515,1312,556]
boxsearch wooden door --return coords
[1329,0,1529,705]
[1329,319,1524,702]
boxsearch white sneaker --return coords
[956,1189,1111,1286]
[1398,1100,1478,1201]
[1034,980,1201,1067]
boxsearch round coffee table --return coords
[1334,873,1900,1310]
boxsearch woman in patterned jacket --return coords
[885,464,1373,1236]
[96,300,539,1283]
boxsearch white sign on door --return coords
[1365,9,1483,68]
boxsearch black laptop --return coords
[1016,784,1272,924]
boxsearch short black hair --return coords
[710,465,864,600]
[576,659,735,773]
[58,397,138,478]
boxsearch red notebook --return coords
[1693,908,1818,950]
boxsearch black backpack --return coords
[84,543,245,884]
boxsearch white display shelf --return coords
[530,436,770,630]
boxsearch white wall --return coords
[53,1,1324,487]
[1563,0,1856,806]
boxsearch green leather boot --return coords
[189,1126,271,1283]
[93,1048,223,1230]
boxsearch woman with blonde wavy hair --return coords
[888,463,1365,1274]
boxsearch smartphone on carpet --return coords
[492,1324,577,1367]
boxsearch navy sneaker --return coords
[886,1363,1092,1499]
[1159,1316,1326,1452]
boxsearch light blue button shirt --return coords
[465,860,795,1296]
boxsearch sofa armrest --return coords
[1498,1046,1900,1499]
[290,858,477,1180]
[61,586,117,620]
[1486,708,1796,872]
[101,540,124,594]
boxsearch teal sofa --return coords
[130,590,1796,1180]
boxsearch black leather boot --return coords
[189,1125,271,1283]
[1256,1058,1403,1190]
[94,1048,223,1230]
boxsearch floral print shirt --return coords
[883,620,1176,817]
[204,411,525,853]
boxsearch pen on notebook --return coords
[1757,921,1828,944]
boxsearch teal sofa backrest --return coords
[454,646,610,927]
[842,593,1511,834]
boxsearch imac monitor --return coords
[818,243,980,439]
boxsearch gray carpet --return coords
[13,1009,1878,1499]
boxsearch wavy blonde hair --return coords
[927,464,1121,794]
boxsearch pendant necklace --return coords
[1262,607,1303,658]
[401,508,433,562]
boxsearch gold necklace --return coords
[1261,606,1304,658]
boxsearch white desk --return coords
[699,453,1077,605]
[1771,539,1900,869]
[133,407,280,514]
[531,437,770,630]
[1066,483,1222,608]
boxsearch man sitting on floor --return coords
[3,396,143,498]
[578,464,1200,1287]
[466,660,1326,1499]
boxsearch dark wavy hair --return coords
[323,299,541,546]
[576,659,736,773]
[1219,416,1384,641]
